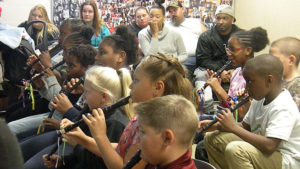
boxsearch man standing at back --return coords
[166,0,206,75]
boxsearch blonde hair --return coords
[28,5,58,44]
[84,66,133,119]
[80,0,105,36]
[135,95,199,147]
[137,53,194,102]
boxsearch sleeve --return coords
[195,33,225,71]
[265,107,296,141]
[39,75,62,101]
[138,31,159,56]
[175,33,188,63]
[242,101,256,126]
[63,107,80,121]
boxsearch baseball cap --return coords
[215,5,236,21]
[166,0,183,11]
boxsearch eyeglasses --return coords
[225,44,243,54]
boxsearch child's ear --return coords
[266,74,274,88]
[101,92,110,103]
[153,80,165,97]
[245,47,253,56]
[117,50,126,64]
[289,55,297,66]
[161,129,175,146]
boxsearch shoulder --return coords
[138,27,150,38]
[107,108,129,126]
[270,90,298,114]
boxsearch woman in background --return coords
[19,5,59,48]
[80,0,110,47]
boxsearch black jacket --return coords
[127,22,142,37]
[195,25,241,71]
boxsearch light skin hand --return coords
[83,108,107,140]
[50,93,73,114]
[198,120,219,135]
[27,55,44,72]
[60,118,86,146]
[39,51,52,68]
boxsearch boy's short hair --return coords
[271,37,300,66]
[245,54,283,82]
[67,44,96,68]
[135,95,199,147]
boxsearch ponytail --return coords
[118,68,133,119]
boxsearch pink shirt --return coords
[228,67,246,98]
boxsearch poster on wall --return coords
[52,0,234,32]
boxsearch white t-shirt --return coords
[166,18,203,57]
[243,89,300,169]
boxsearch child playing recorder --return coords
[203,54,300,169]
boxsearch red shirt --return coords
[145,150,196,169]
[116,115,139,158]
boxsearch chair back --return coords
[193,159,216,169]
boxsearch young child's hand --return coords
[42,154,61,168]
[39,51,52,68]
[216,109,237,132]
[235,88,252,120]
[206,77,222,89]
[43,68,55,77]
[27,55,44,72]
[220,69,234,83]
[63,78,84,94]
[43,118,60,130]
[83,108,107,139]
[50,93,73,114]
[32,74,45,89]
[198,120,219,135]
[60,118,87,146]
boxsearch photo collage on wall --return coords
[52,0,234,33]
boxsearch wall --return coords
[0,0,51,26]
[235,0,300,56]
[235,0,300,71]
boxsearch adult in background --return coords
[19,5,59,49]
[127,6,149,37]
[166,0,206,75]
[194,4,241,113]
[138,0,187,63]
[80,0,110,47]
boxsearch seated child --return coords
[203,54,300,169]
[8,43,96,140]
[42,65,132,169]
[196,27,269,115]
[270,37,300,110]
[134,95,199,169]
